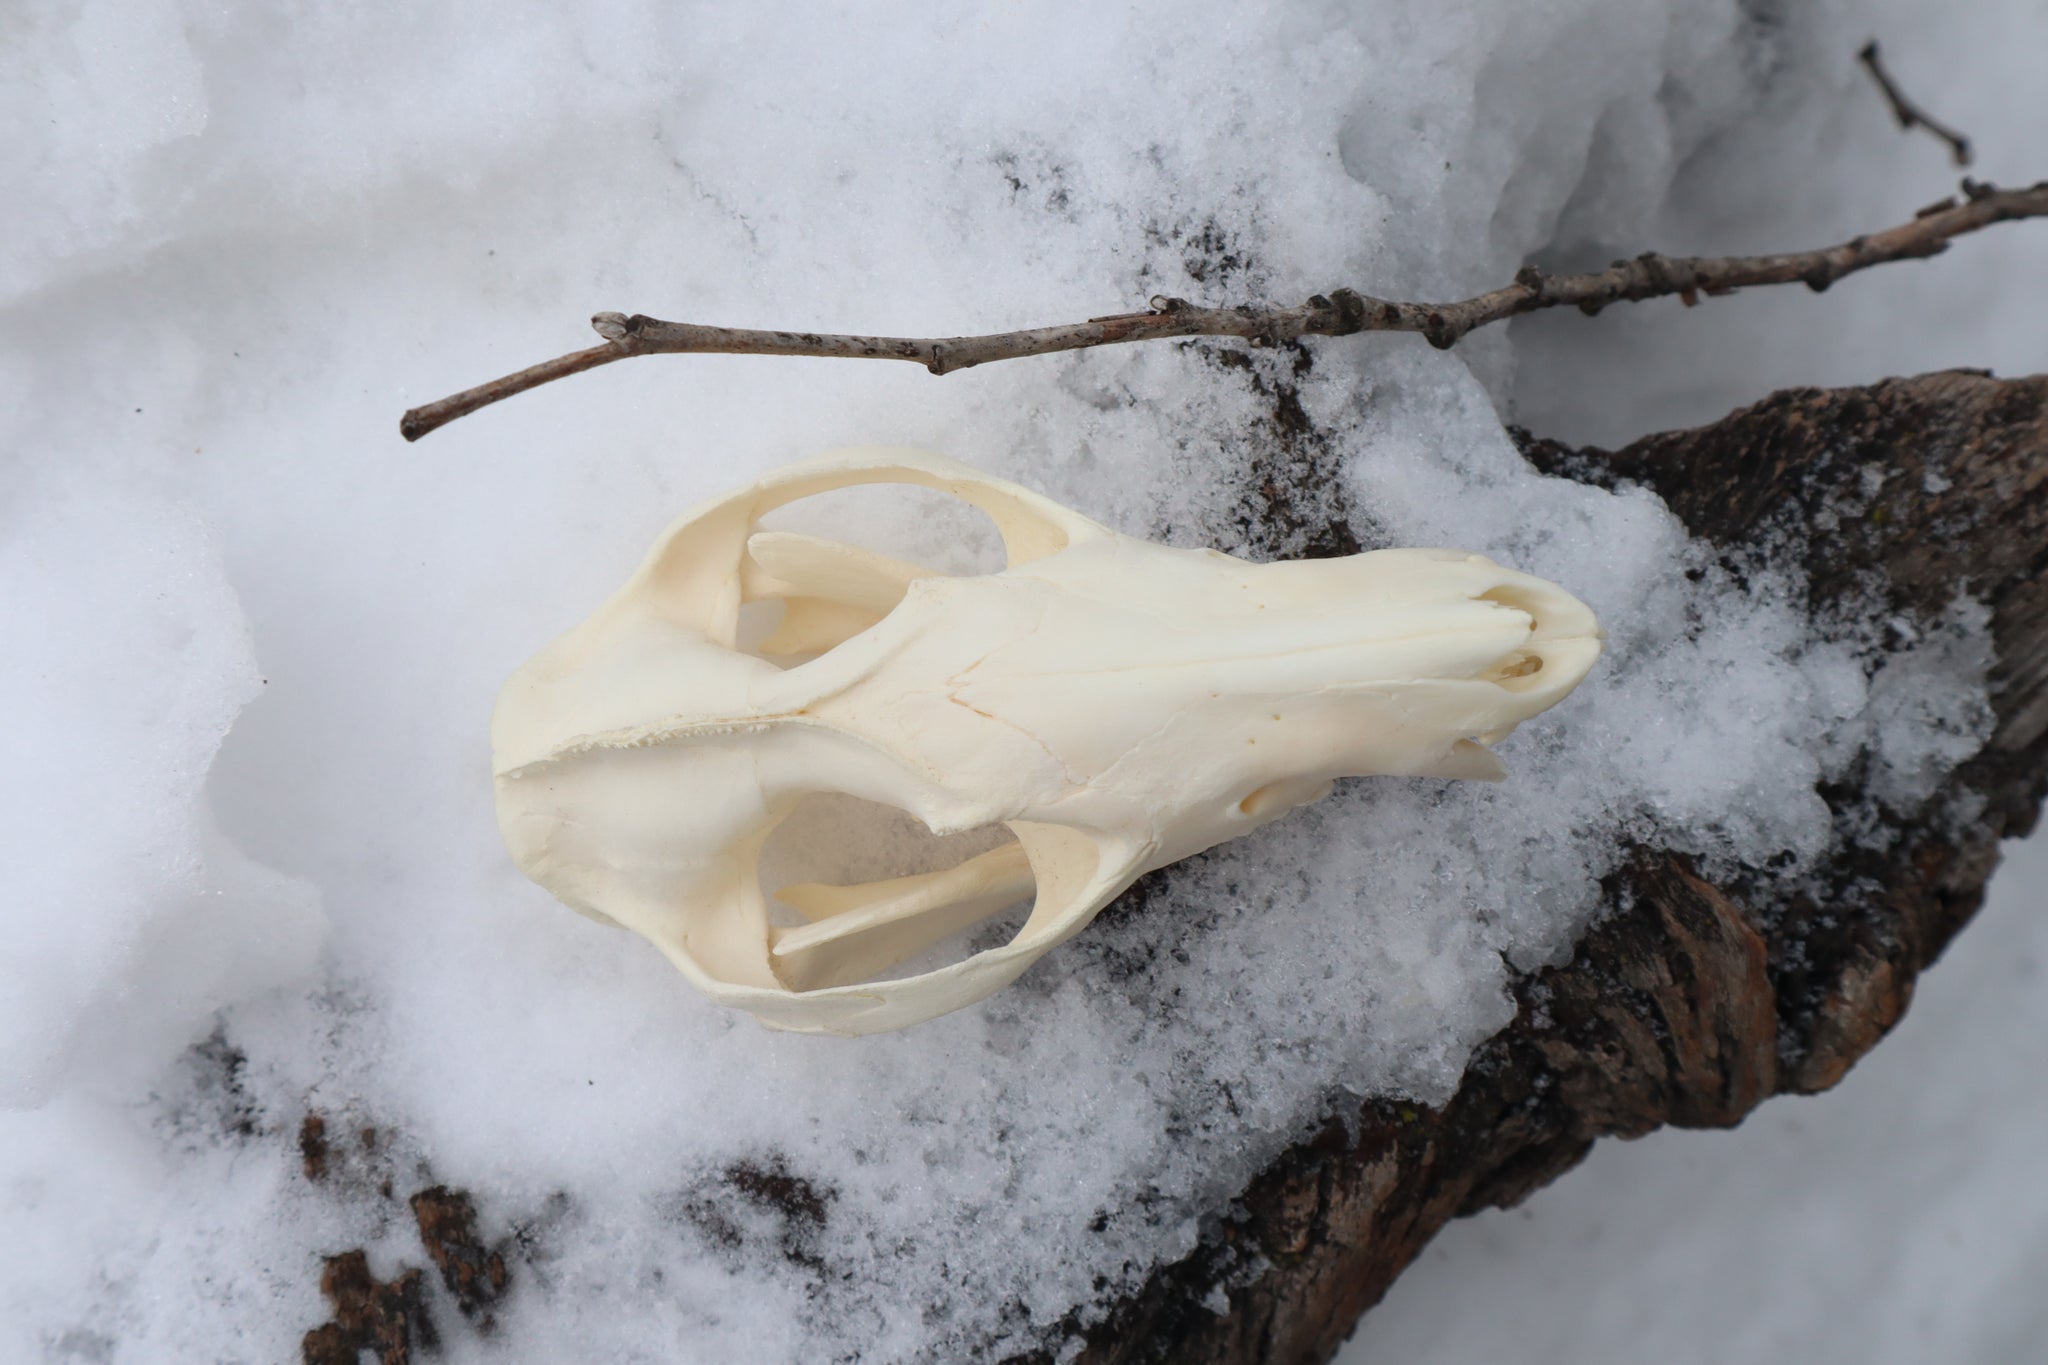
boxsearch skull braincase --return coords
[493,447,1603,1035]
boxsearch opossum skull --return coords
[493,448,1602,1035]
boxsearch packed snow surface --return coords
[1,1,2040,1360]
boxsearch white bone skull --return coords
[494,447,1602,1035]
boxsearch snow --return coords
[1,1,2041,1360]
[0,484,322,1108]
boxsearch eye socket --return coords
[734,598,790,658]
[735,484,1013,668]
[755,793,1035,992]
[639,451,1093,658]
[755,482,1009,578]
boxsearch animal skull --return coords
[494,447,1602,1035]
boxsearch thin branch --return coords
[401,179,2048,441]
[1859,41,1973,167]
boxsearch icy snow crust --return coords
[0,2,2011,1359]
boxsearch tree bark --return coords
[1051,369,2048,1364]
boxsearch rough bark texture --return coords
[1052,369,2048,1364]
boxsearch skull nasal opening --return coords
[1476,584,1551,692]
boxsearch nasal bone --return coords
[1186,594,1549,693]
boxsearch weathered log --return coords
[1054,369,2048,1364]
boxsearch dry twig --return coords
[402,180,2047,441]
[1859,41,1974,167]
